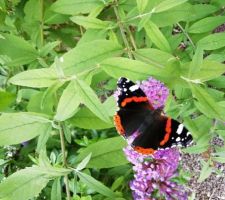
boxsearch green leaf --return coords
[9,68,59,88]
[0,91,15,111]
[71,16,111,29]
[51,178,62,200]
[181,60,225,82]
[51,0,104,15]
[0,165,69,200]
[39,41,61,57]
[198,160,213,182]
[0,112,51,146]
[151,3,217,27]
[101,57,163,81]
[190,84,225,121]
[208,76,225,89]
[77,171,116,198]
[182,134,210,154]
[136,0,148,13]
[198,32,225,50]
[70,107,113,130]
[55,81,80,121]
[188,16,225,33]
[184,115,212,138]
[153,0,188,13]
[70,96,115,129]
[75,137,128,169]
[55,40,122,75]
[144,21,171,52]
[188,46,203,77]
[133,48,175,68]
[76,153,92,171]
[74,79,110,123]
[41,82,63,110]
[36,126,51,153]
[0,34,38,66]
[212,148,225,163]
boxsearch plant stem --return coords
[40,0,44,47]
[59,123,71,200]
[127,27,137,50]
[113,1,134,59]
[177,22,195,49]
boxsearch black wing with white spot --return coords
[114,77,154,137]
[162,119,193,148]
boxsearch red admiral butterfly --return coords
[114,77,193,154]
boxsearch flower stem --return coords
[59,123,71,200]
[176,23,195,49]
[127,27,137,51]
[113,1,134,59]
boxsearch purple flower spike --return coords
[124,146,188,200]
[138,77,169,109]
[115,77,188,200]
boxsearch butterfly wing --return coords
[114,77,153,137]
[132,114,193,154]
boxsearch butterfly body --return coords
[114,77,193,154]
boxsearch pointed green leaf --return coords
[9,68,59,88]
[55,40,122,76]
[77,171,116,198]
[153,0,188,13]
[75,137,127,169]
[51,178,62,200]
[144,21,171,52]
[190,84,225,121]
[136,0,148,13]
[55,81,81,121]
[76,153,92,171]
[182,60,225,82]
[134,48,174,68]
[198,32,225,50]
[101,57,164,81]
[0,34,38,66]
[0,91,16,111]
[188,16,225,33]
[188,46,203,77]
[36,126,51,153]
[51,0,104,15]
[0,166,69,200]
[70,107,113,130]
[39,41,61,57]
[0,167,50,200]
[0,112,51,146]
[198,161,213,182]
[74,79,110,123]
[71,16,111,29]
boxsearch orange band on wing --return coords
[160,118,172,146]
[121,97,148,107]
[114,114,125,135]
[134,146,155,155]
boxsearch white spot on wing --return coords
[176,124,184,135]
[176,137,181,142]
[129,85,139,92]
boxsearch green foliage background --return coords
[0,0,225,199]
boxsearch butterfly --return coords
[114,77,193,154]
